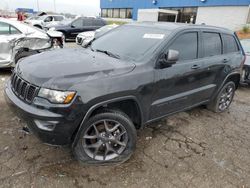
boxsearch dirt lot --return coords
[1,44,250,187]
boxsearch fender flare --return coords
[212,71,240,100]
[72,96,143,147]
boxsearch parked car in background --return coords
[76,24,118,46]
[49,17,107,40]
[25,15,65,29]
[0,18,64,68]
[5,23,245,165]
[240,39,250,84]
[43,19,73,31]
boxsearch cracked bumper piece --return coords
[4,80,82,146]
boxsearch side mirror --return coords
[159,49,179,68]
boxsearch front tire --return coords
[207,81,236,113]
[73,111,137,165]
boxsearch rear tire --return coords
[73,111,137,165]
[207,81,236,113]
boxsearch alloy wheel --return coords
[82,119,128,161]
[218,84,234,111]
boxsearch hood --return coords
[17,48,136,90]
[27,20,43,26]
[77,31,95,38]
[46,30,64,38]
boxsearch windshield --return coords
[241,40,250,54]
[91,25,170,61]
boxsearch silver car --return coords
[24,15,65,29]
[76,24,118,47]
[240,39,250,85]
[0,18,64,68]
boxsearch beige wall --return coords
[196,6,249,31]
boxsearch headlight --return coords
[49,27,56,31]
[38,88,76,104]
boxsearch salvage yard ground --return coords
[0,42,250,188]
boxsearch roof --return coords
[127,22,234,34]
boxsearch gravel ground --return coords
[0,44,250,187]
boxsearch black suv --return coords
[49,17,106,40]
[5,23,245,165]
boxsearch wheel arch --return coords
[33,24,42,29]
[224,72,241,89]
[72,96,143,147]
[211,72,240,101]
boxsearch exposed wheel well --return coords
[33,25,42,29]
[225,74,240,89]
[89,99,142,129]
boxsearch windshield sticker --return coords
[143,34,165,39]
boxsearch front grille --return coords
[77,37,82,45]
[11,72,39,103]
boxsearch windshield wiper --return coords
[95,49,120,59]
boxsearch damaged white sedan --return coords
[0,18,64,68]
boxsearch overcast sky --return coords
[0,0,100,16]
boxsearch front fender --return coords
[72,95,143,147]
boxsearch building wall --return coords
[101,0,250,20]
[196,6,249,30]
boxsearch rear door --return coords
[81,18,100,33]
[69,18,84,38]
[150,30,213,119]
[200,31,234,92]
[92,19,106,30]
[0,21,22,67]
[221,34,243,70]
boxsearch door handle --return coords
[191,64,200,69]
[222,59,229,63]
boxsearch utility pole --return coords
[54,0,56,13]
[37,0,40,12]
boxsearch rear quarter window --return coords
[222,34,239,54]
[202,32,222,57]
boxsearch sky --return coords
[0,0,100,16]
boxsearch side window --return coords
[94,19,105,26]
[72,19,83,27]
[10,26,21,34]
[0,22,20,35]
[0,22,10,35]
[203,32,222,57]
[44,16,53,22]
[222,34,239,53]
[54,16,63,21]
[83,19,93,26]
[169,32,198,61]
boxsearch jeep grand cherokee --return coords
[5,22,245,165]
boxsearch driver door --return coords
[150,31,214,119]
[0,21,22,67]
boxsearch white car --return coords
[76,24,118,46]
[0,18,64,68]
[25,15,65,29]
